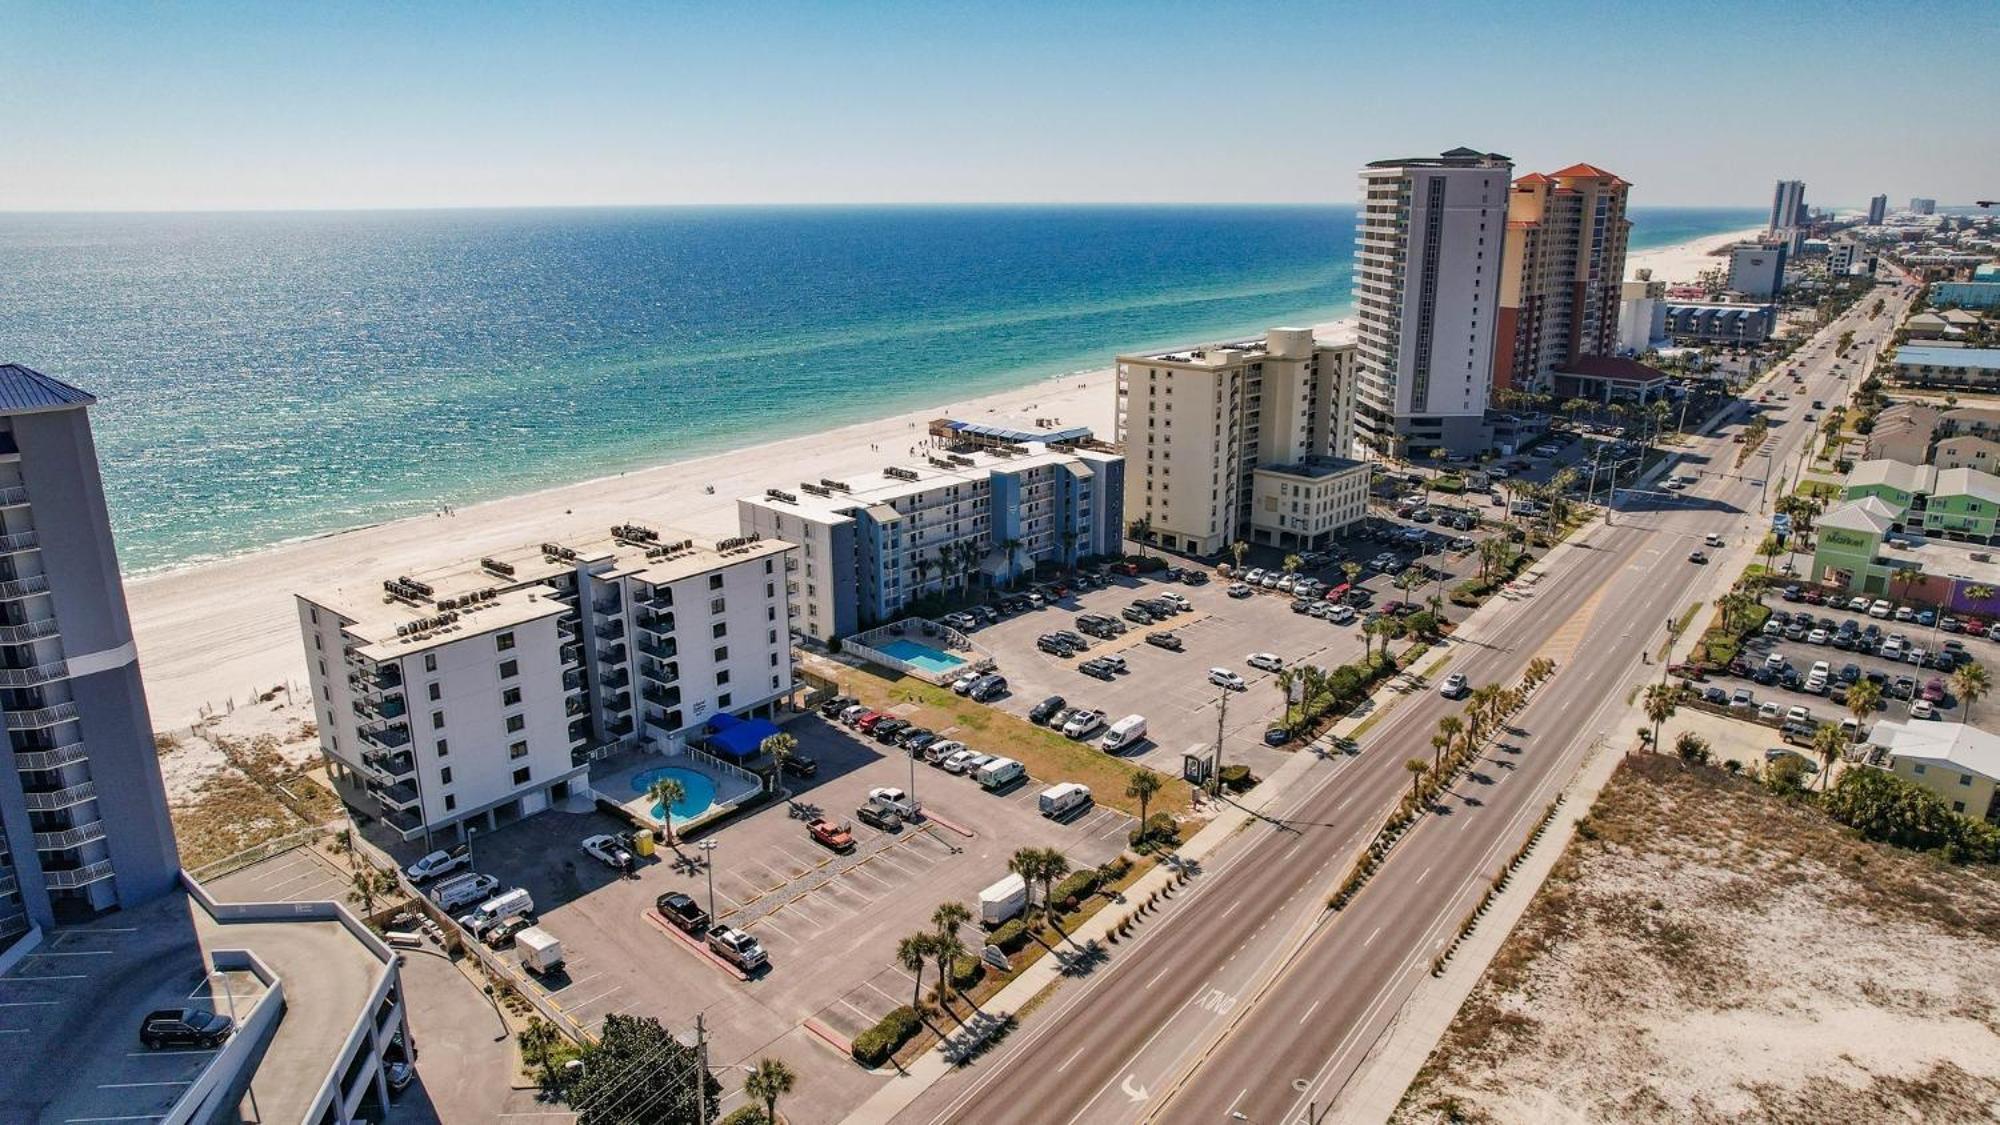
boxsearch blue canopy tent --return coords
[703,712,781,762]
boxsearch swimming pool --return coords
[876,637,968,676]
[630,766,718,825]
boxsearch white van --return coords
[459,888,534,936]
[1038,782,1092,819]
[1100,714,1147,753]
[430,872,500,913]
[976,757,1025,791]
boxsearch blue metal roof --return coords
[948,420,1092,444]
[1896,346,2000,368]
[0,364,95,414]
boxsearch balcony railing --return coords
[359,723,412,751]
[606,717,634,738]
[0,532,37,556]
[6,702,79,731]
[15,740,86,771]
[0,487,28,507]
[0,619,58,645]
[601,690,632,713]
[23,781,96,812]
[562,671,584,693]
[635,611,675,635]
[42,860,115,890]
[354,695,407,723]
[642,684,681,708]
[561,641,583,666]
[640,658,679,686]
[637,637,677,660]
[558,617,580,637]
[597,644,628,667]
[34,819,105,852]
[363,749,415,778]
[596,620,626,641]
[348,665,403,694]
[368,780,421,811]
[0,661,69,688]
[0,576,50,601]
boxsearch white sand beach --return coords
[1627,225,1762,284]
[123,226,1760,731]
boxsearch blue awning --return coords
[703,712,781,761]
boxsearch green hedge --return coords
[1052,869,1102,905]
[852,1005,923,1067]
[720,1108,770,1125]
[990,918,1031,953]
[949,956,986,990]
[1219,764,1254,792]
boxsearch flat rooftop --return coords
[0,885,386,1125]
[1896,345,2000,368]
[1257,456,1369,480]
[745,442,1095,522]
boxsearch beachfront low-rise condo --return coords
[297,528,793,843]
[737,442,1123,643]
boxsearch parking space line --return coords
[862,979,905,1010]
[802,890,855,916]
[836,997,876,1023]
[96,1081,193,1089]
[0,973,86,982]
[544,972,601,994]
[560,988,623,1015]
[125,1050,215,1058]
[867,851,920,879]
[751,915,796,942]
[777,902,826,930]
[844,864,894,890]
[0,1000,59,1007]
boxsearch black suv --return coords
[779,752,818,778]
[656,891,711,935]
[140,1008,233,1050]
[1029,695,1066,724]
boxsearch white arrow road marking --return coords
[1122,1074,1151,1103]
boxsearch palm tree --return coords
[1952,661,1989,722]
[1231,541,1249,572]
[1847,678,1882,727]
[1007,847,1048,913]
[1469,684,1505,738]
[1274,668,1299,727]
[1435,715,1465,768]
[648,776,688,844]
[1404,757,1427,802]
[347,867,398,919]
[897,932,936,1012]
[930,927,969,1022]
[1642,682,1678,751]
[1359,618,1379,663]
[1810,723,1846,789]
[745,1058,797,1125]
[1429,732,1451,773]
[1036,848,1072,917]
[1282,554,1303,578]
[1127,517,1152,559]
[761,732,798,800]
[932,900,972,942]
[1125,770,1162,842]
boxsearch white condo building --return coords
[298,528,794,843]
[1353,148,1512,457]
[738,442,1123,644]
[1116,328,1368,556]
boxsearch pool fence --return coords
[845,618,994,684]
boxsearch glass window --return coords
[506,714,526,734]
[436,739,448,757]
[431,710,445,729]
[440,766,453,784]
[496,631,516,652]
[510,740,529,760]
[424,654,438,673]
[513,766,531,786]
[499,659,519,680]
[502,687,522,707]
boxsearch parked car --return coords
[868,786,920,818]
[1246,652,1283,672]
[581,833,635,871]
[856,803,903,831]
[1227,583,1254,598]
[942,749,982,774]
[951,671,982,695]
[1029,695,1067,724]
[807,817,855,851]
[656,891,710,935]
[139,1008,234,1050]
[405,847,471,884]
[1207,667,1247,691]
[1146,631,1183,651]
[970,675,1007,702]
[1061,709,1106,739]
[706,924,768,971]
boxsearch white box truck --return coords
[979,873,1028,927]
[1038,782,1092,819]
[517,927,565,975]
[1100,714,1146,752]
[976,757,1025,791]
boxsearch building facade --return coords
[1661,302,1776,344]
[1727,242,1789,298]
[1353,148,1512,456]
[0,367,182,953]
[739,443,1122,642]
[1617,276,1668,353]
[1910,198,1937,216]
[1867,194,1888,226]
[1874,720,2000,823]
[299,529,795,842]
[1768,179,1807,234]
[1493,164,1632,399]
[1891,346,2000,390]
[1113,329,1363,556]
[1248,458,1372,549]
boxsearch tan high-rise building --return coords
[1116,328,1368,556]
[1493,164,1632,400]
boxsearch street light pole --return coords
[698,840,718,922]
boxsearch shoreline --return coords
[124,224,1760,729]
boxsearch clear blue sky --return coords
[3,0,1995,211]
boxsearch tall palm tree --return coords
[1435,715,1465,767]
[1430,732,1451,773]
[761,732,798,800]
[1007,848,1047,913]
[1810,723,1847,790]
[1847,678,1882,728]
[347,867,398,919]
[1036,848,1072,917]
[1127,517,1152,559]
[1274,668,1299,727]
[1405,758,1427,802]
[1952,661,1989,722]
[1282,554,1302,577]
[1125,770,1162,842]
[897,932,936,1012]
[930,927,969,1023]
[1231,541,1249,572]
[648,776,688,844]
[745,1058,797,1125]
[932,900,972,941]
[1642,682,1678,750]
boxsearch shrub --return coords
[989,918,1031,953]
[1133,811,1181,851]
[851,1005,923,1067]
[720,1108,771,1125]
[1052,869,1102,905]
[1097,855,1132,883]
[1219,764,1255,792]
[950,956,986,990]
[1819,768,2000,862]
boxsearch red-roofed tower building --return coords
[1493,164,1632,404]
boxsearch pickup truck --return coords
[807,817,855,851]
[655,891,710,936]
[707,925,768,972]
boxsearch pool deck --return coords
[591,748,762,833]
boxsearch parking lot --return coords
[412,710,1133,1122]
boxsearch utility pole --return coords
[694,1011,709,1124]
[1211,687,1229,796]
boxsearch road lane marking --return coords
[1058,1044,1087,1073]
[1299,999,1321,1025]
[1364,926,1381,947]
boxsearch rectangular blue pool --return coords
[876,637,968,676]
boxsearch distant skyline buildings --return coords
[1768,180,1807,234]
[1868,194,1888,225]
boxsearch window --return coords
[427,681,442,702]
[717,692,732,709]
[716,669,731,686]
[712,622,728,639]
[310,607,320,625]
[499,659,519,680]
[513,766,532,787]
[771,674,781,690]
[506,714,526,734]
[709,574,724,590]
[424,654,438,673]
[768,629,778,644]
[1913,763,1927,774]
[435,739,449,757]
[502,687,522,707]
[496,631,516,652]
[713,645,729,662]
[440,766,453,784]
[1961,773,1973,786]
[710,597,727,615]
[510,740,529,760]
[432,710,446,729]
[444,794,457,812]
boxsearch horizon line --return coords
[0,199,1772,218]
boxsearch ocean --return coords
[0,204,1761,573]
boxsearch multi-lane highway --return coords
[888,282,1912,1125]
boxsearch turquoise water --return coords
[0,205,1762,573]
[631,765,717,824]
[876,637,969,675]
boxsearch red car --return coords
[855,711,885,732]
[807,818,855,851]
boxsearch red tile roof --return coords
[1514,173,1555,186]
[1551,162,1620,179]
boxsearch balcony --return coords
[601,690,632,713]
[595,620,626,641]
[565,696,588,718]
[597,643,628,667]
[42,860,115,890]
[0,661,69,688]
[599,667,630,690]
[15,740,86,771]
[359,722,412,751]
[639,657,679,686]
[363,748,415,779]
[637,637,677,660]
[568,719,592,746]
[562,671,584,694]
[368,779,421,811]
[348,665,403,694]
[642,683,681,708]
[605,717,634,738]
[0,619,58,645]
[0,576,49,601]
[0,487,28,508]
[0,533,37,557]
[23,781,96,812]
[34,819,106,852]
[557,617,580,638]
[561,641,583,667]
[7,702,79,731]
[591,595,622,616]
[354,695,407,723]
[380,807,423,837]
[0,870,14,896]
[638,587,673,611]
[635,611,675,636]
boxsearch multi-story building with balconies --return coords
[0,365,181,958]
[1114,328,1364,556]
[738,444,1121,643]
[298,527,793,843]
[1353,148,1513,457]
[1494,164,1632,399]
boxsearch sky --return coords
[3,0,1997,212]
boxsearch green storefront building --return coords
[1812,496,1900,594]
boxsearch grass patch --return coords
[830,665,1191,818]
[1795,478,1843,500]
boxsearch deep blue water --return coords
[0,205,1760,572]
